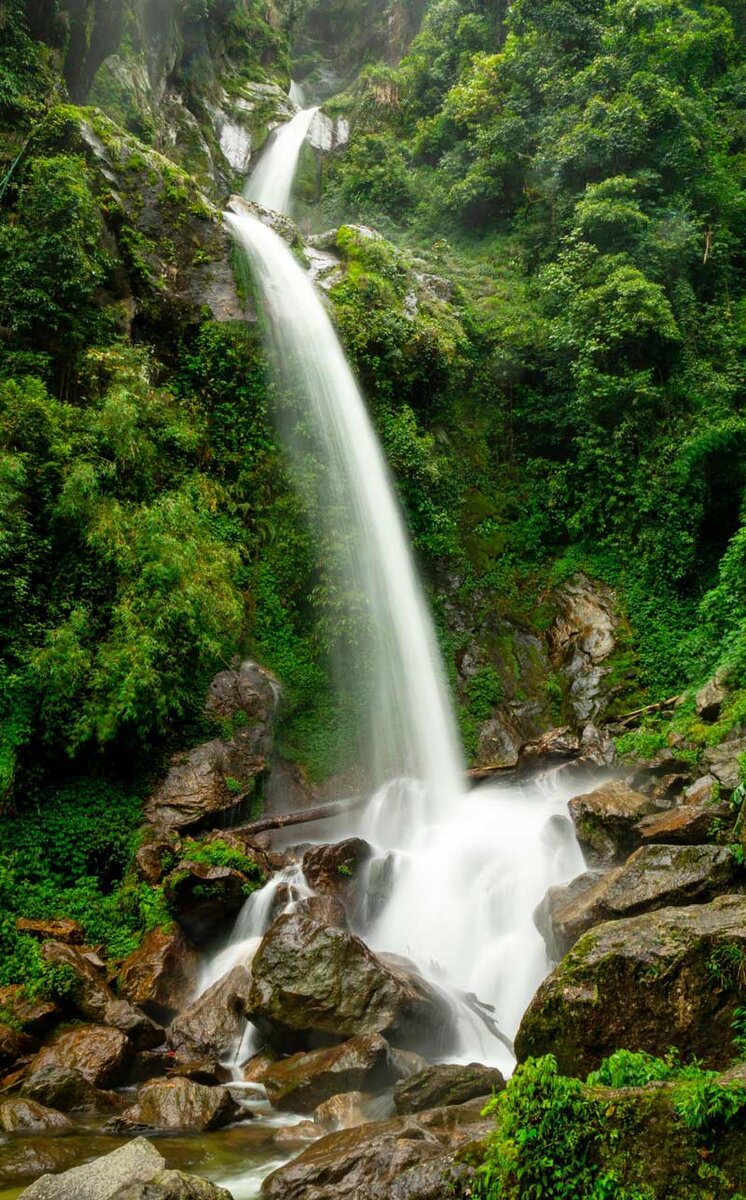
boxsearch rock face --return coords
[21,1065,120,1113]
[568,780,657,864]
[117,927,201,1023]
[0,1098,72,1133]
[540,845,741,957]
[696,672,729,722]
[548,573,618,725]
[249,908,456,1053]
[393,1062,505,1115]
[703,737,746,792]
[18,1137,232,1199]
[29,1025,130,1088]
[261,1100,492,1200]
[168,965,251,1063]
[516,895,746,1075]
[260,1035,397,1113]
[108,1077,241,1132]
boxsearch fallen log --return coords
[231,794,368,838]
[612,694,683,729]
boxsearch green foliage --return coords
[180,837,265,887]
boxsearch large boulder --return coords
[568,781,657,865]
[0,987,59,1035]
[15,918,84,945]
[261,1099,492,1200]
[18,1137,232,1199]
[29,1024,130,1088]
[146,661,279,833]
[117,927,201,1023]
[21,1064,121,1113]
[393,1062,505,1115]
[540,844,741,958]
[168,965,251,1062]
[248,908,456,1053]
[516,895,746,1075]
[260,1034,398,1113]
[703,737,746,792]
[40,942,161,1048]
[635,800,734,846]
[302,839,373,896]
[106,1076,241,1133]
[163,862,252,944]
[696,672,729,722]
[0,1024,36,1072]
[0,1098,72,1133]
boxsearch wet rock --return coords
[249,908,456,1054]
[168,964,251,1062]
[314,1091,371,1132]
[549,574,618,725]
[635,799,734,846]
[568,780,657,865]
[242,1049,277,1083]
[393,1062,505,1115]
[0,1098,72,1133]
[0,987,59,1035]
[0,1140,80,1189]
[0,1024,36,1072]
[696,672,729,722]
[703,737,746,792]
[18,1136,233,1198]
[516,895,746,1075]
[21,1064,121,1113]
[134,840,174,885]
[129,1047,178,1084]
[294,894,349,929]
[29,1024,130,1088]
[683,774,719,805]
[117,927,201,1023]
[272,1119,320,1148]
[106,1076,241,1133]
[517,727,581,775]
[260,1034,397,1113]
[15,918,84,945]
[145,738,267,834]
[40,942,161,1047]
[164,862,252,944]
[302,839,373,896]
[205,660,279,732]
[262,1099,493,1200]
[166,1059,231,1086]
[540,845,741,957]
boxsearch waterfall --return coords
[244,105,318,216]
[207,98,588,1072]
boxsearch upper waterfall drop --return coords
[225,206,464,808]
[245,105,318,216]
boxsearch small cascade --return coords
[245,104,318,215]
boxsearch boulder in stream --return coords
[18,1136,233,1199]
[393,1062,505,1114]
[106,1076,241,1133]
[168,964,251,1063]
[260,1034,398,1113]
[117,927,201,1023]
[568,780,657,864]
[28,1025,130,1088]
[0,1098,72,1133]
[248,907,456,1053]
[21,1064,121,1113]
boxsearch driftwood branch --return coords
[232,794,368,839]
[612,694,683,729]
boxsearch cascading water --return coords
[205,94,590,1078]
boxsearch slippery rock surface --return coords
[635,799,734,846]
[260,1034,398,1113]
[548,573,618,725]
[568,780,657,864]
[516,895,746,1075]
[117,927,200,1023]
[168,965,251,1063]
[393,1062,505,1115]
[29,1025,130,1088]
[107,1076,241,1133]
[313,1091,371,1132]
[164,862,253,944]
[0,1099,72,1133]
[248,908,456,1053]
[540,844,741,957]
[0,1025,36,1072]
[302,839,373,896]
[18,1137,232,1199]
[0,988,59,1036]
[21,1065,120,1113]
[261,1100,492,1200]
[40,942,161,1048]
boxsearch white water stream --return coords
[205,97,589,1080]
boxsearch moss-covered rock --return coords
[516,895,746,1076]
